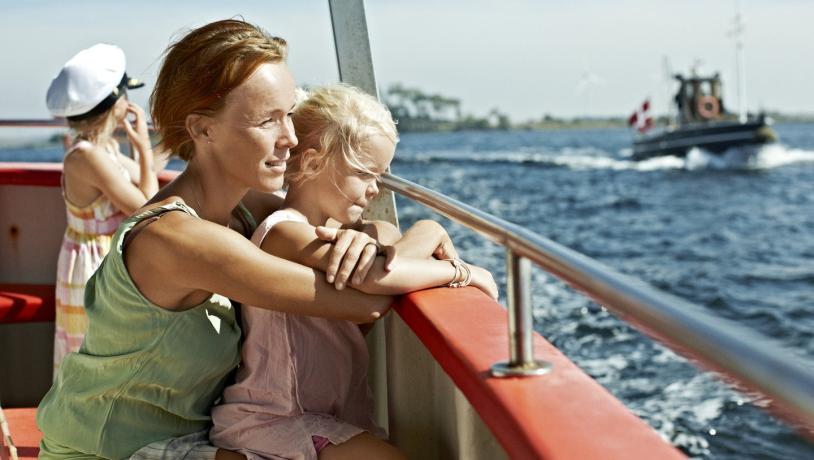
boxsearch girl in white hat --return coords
[45,43,160,374]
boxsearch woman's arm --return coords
[264,221,497,298]
[124,206,394,323]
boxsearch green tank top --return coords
[37,201,243,459]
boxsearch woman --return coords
[45,43,160,374]
[37,20,413,460]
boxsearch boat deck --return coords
[1,163,686,459]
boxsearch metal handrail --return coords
[0,119,155,129]
[381,172,814,431]
[0,119,67,128]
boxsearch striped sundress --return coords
[53,140,130,376]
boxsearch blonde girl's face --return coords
[322,134,396,224]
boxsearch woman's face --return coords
[209,62,298,193]
[320,134,396,224]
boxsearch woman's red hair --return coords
[150,19,287,160]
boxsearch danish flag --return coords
[628,99,653,133]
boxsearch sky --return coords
[1,0,812,125]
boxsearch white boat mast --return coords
[729,1,747,123]
[661,55,675,127]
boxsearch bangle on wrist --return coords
[444,258,471,288]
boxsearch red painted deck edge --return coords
[395,288,686,460]
[0,163,62,187]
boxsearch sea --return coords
[2,123,813,459]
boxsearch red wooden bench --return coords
[0,284,53,459]
[0,284,55,324]
[0,408,40,459]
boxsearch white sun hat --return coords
[46,43,144,120]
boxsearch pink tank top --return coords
[215,210,382,444]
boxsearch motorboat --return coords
[631,72,778,161]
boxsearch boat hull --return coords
[632,118,777,161]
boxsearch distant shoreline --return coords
[381,83,814,133]
[395,113,814,133]
[1,115,812,148]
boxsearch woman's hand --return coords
[396,219,459,260]
[468,265,499,300]
[121,102,153,156]
[316,226,397,290]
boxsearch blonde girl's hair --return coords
[150,19,288,161]
[67,106,118,144]
[287,84,398,184]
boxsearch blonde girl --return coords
[210,84,497,460]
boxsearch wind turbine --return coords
[575,59,605,117]
[660,56,676,125]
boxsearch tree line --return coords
[382,83,511,132]
[381,83,640,132]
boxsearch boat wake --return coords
[394,143,814,172]
[683,144,814,170]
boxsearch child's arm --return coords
[264,221,497,298]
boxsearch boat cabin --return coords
[673,73,727,124]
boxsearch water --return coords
[389,123,814,459]
[3,123,814,458]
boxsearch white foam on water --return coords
[634,155,686,171]
[406,142,814,174]
[683,144,814,171]
[751,143,814,169]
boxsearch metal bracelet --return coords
[446,258,471,288]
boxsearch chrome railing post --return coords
[490,250,552,377]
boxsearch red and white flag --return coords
[628,99,653,133]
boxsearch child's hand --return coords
[378,245,398,272]
[315,226,394,290]
[469,265,499,300]
[121,102,152,155]
[351,244,398,287]
[433,232,458,260]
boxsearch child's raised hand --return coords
[316,226,390,290]
[121,102,152,154]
